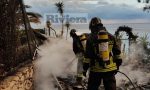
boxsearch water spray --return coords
[64,57,77,71]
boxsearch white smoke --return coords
[116,43,150,87]
[34,38,77,90]
[34,37,150,90]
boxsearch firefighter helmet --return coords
[70,29,77,37]
[89,17,103,33]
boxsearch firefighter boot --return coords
[73,77,83,89]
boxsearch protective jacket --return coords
[72,35,84,54]
[72,33,88,78]
[83,28,122,72]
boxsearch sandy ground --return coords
[0,63,34,90]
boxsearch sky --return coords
[24,0,150,33]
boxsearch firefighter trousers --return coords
[87,71,116,90]
[76,53,84,78]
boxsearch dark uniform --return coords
[83,17,122,90]
[70,29,86,87]
[72,35,84,55]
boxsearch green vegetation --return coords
[138,34,150,65]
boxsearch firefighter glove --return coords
[116,59,122,70]
[116,59,122,66]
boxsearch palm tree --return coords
[65,21,70,40]
[46,21,51,36]
[46,21,57,37]
[50,27,57,37]
[55,2,64,37]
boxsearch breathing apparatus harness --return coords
[79,34,87,52]
[91,27,111,68]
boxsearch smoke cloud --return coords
[34,38,77,90]
[34,37,150,90]
[116,43,150,88]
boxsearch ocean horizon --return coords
[104,23,150,34]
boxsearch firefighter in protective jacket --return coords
[83,17,122,90]
[70,29,88,87]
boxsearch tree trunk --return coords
[20,0,32,59]
[61,15,64,37]
[66,28,68,40]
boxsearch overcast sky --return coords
[24,0,150,30]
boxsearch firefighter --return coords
[70,29,88,88]
[83,17,122,90]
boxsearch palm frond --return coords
[29,17,41,23]
[55,1,64,36]
[26,12,42,18]
[24,5,31,8]
[55,2,64,15]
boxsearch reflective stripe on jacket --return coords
[83,32,121,72]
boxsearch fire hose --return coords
[117,70,138,90]
[52,73,64,90]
